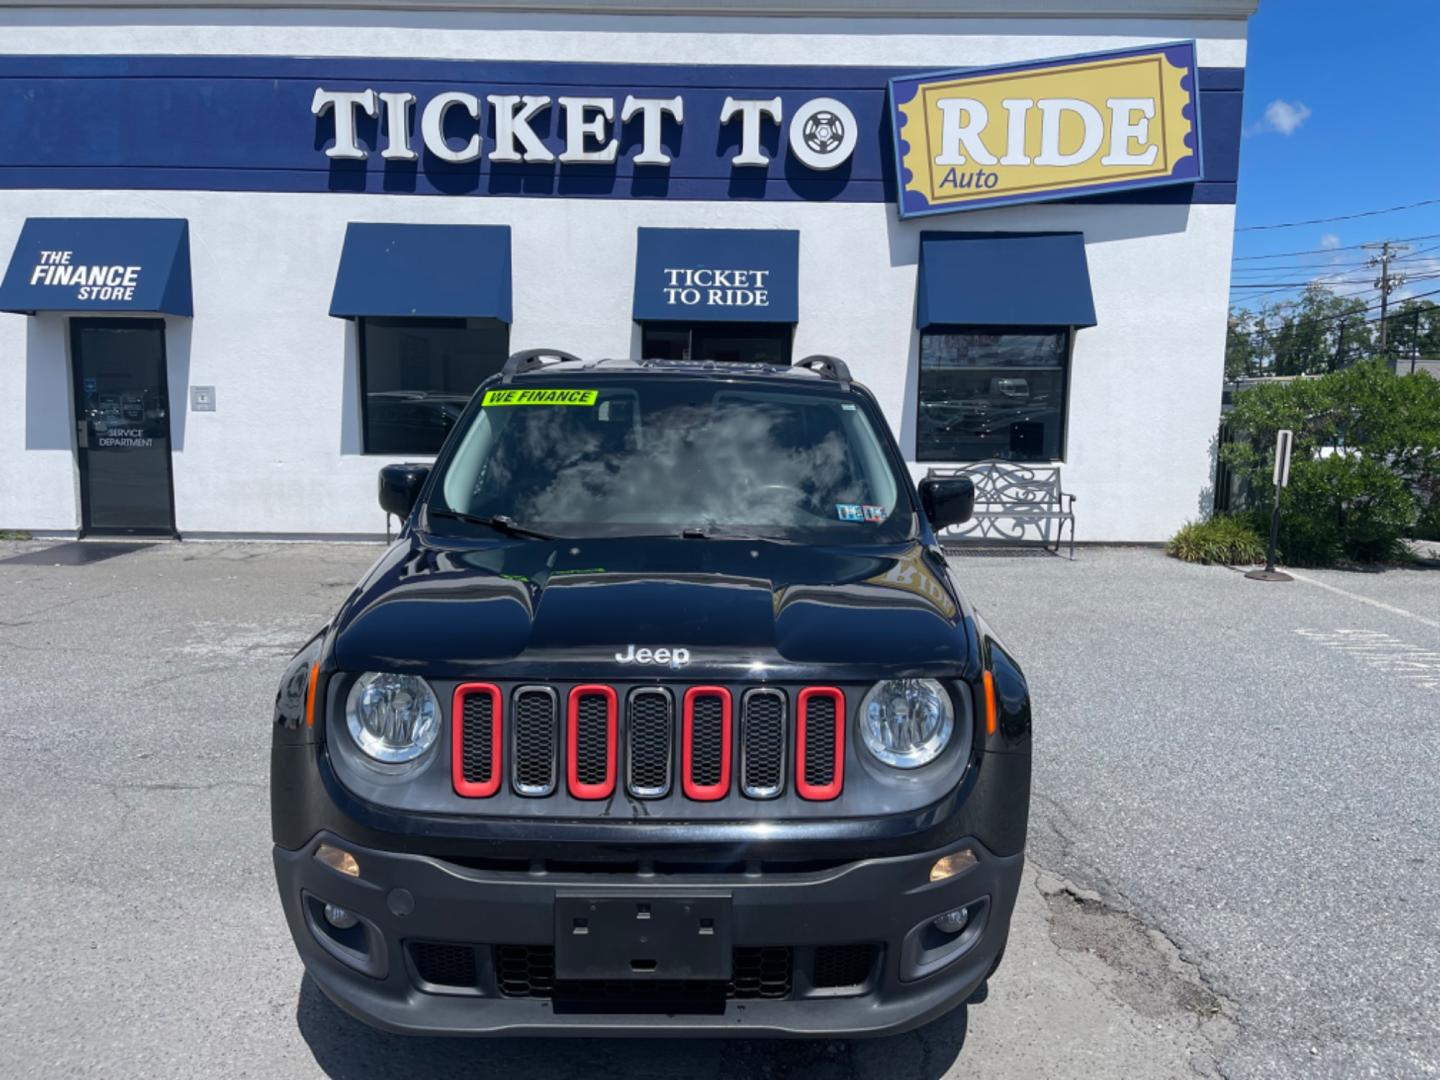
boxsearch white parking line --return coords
[1296,629,1440,691]
[1289,571,1440,631]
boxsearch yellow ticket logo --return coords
[890,42,1200,218]
[482,388,598,406]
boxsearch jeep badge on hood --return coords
[614,644,691,667]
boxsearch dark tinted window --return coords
[360,317,509,455]
[641,322,792,365]
[916,328,1070,462]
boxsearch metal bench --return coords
[926,461,1076,558]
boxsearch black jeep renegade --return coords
[272,351,1031,1038]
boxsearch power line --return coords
[1237,198,1440,232]
[1230,271,1440,291]
[1232,231,1440,260]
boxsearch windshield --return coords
[431,377,914,543]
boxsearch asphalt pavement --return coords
[954,546,1440,1079]
[0,539,1435,1078]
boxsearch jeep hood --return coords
[330,534,967,677]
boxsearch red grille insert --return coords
[796,686,844,801]
[682,686,732,801]
[452,683,502,798]
[567,685,617,799]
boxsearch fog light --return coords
[315,843,361,878]
[932,906,970,935]
[929,848,977,883]
[323,903,359,930]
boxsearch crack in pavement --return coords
[1034,868,1239,1080]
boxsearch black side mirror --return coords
[378,463,431,520]
[918,476,975,532]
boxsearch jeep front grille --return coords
[682,686,731,800]
[454,683,845,803]
[453,683,502,798]
[797,687,844,800]
[626,689,673,798]
[511,686,558,797]
[740,689,786,799]
[567,685,617,799]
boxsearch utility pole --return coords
[1366,241,1409,369]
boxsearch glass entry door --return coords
[70,319,176,536]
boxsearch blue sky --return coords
[1229,1,1440,312]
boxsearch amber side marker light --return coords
[315,843,361,878]
[930,848,978,883]
[304,662,320,727]
[982,670,997,737]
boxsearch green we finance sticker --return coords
[482,388,598,406]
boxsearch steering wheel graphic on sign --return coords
[788,97,859,170]
[804,111,846,154]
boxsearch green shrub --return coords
[1219,361,1440,565]
[1166,515,1268,565]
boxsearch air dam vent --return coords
[409,941,479,989]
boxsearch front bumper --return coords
[275,832,1023,1037]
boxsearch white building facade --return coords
[0,0,1255,540]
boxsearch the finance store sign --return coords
[888,42,1202,218]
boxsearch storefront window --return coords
[915,327,1071,463]
[359,317,509,455]
[640,322,793,365]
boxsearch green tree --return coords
[1228,285,1375,379]
[1266,286,1373,375]
[1219,360,1440,563]
[1225,312,1261,379]
[1388,298,1440,369]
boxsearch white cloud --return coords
[1248,99,1312,137]
[1320,233,1341,250]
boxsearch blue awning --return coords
[633,227,799,323]
[329,223,513,321]
[916,232,1096,329]
[0,218,192,316]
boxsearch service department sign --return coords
[889,42,1201,218]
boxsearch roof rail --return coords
[501,348,583,383]
[794,354,852,387]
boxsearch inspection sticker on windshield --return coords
[835,504,865,522]
[482,388,598,406]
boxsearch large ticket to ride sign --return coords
[889,42,1201,218]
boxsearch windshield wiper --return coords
[680,526,799,544]
[428,508,560,541]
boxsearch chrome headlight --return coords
[345,672,440,764]
[858,678,954,768]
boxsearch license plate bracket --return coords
[554,894,733,981]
